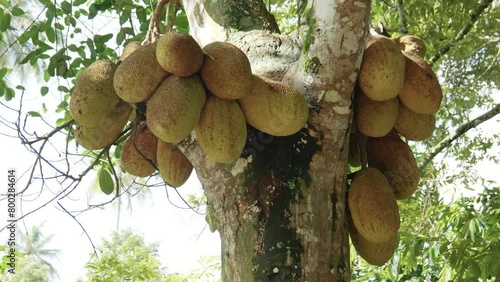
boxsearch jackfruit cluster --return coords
[69,31,310,189]
[348,34,442,266]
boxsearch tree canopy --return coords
[0,0,499,281]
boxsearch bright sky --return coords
[0,99,222,280]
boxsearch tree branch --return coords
[396,0,408,34]
[418,103,500,171]
[429,0,493,66]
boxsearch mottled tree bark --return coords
[179,0,371,281]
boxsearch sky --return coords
[0,105,222,281]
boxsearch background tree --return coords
[0,254,51,282]
[18,223,61,278]
[83,228,167,281]
[0,0,498,281]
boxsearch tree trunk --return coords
[179,0,371,280]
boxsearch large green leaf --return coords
[98,168,114,195]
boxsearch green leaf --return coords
[40,86,49,96]
[98,168,114,195]
[0,12,10,32]
[28,111,41,117]
[57,85,70,93]
[94,33,113,44]
[5,87,14,100]
[45,25,55,42]
[61,1,71,13]
[73,0,86,6]
[11,6,24,16]
[0,67,8,78]
[0,0,9,8]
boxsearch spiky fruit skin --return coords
[394,35,427,57]
[349,216,398,266]
[358,36,406,101]
[394,102,436,140]
[399,51,442,114]
[113,43,169,103]
[355,91,399,137]
[120,41,141,61]
[75,101,131,150]
[120,122,158,177]
[348,167,400,243]
[156,32,204,77]
[146,75,206,143]
[70,60,122,126]
[200,41,252,100]
[366,136,419,199]
[238,75,309,136]
[157,140,193,188]
[195,96,247,163]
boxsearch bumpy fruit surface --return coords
[120,122,158,177]
[70,60,122,126]
[120,41,141,61]
[349,216,398,266]
[399,51,442,114]
[114,43,169,103]
[366,136,420,199]
[394,35,427,57]
[239,75,309,136]
[195,96,247,163]
[348,167,400,243]
[394,102,436,140]
[358,36,406,101]
[157,140,193,187]
[156,32,204,77]
[147,75,206,143]
[74,101,131,150]
[200,41,252,100]
[355,90,399,137]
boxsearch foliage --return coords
[165,256,221,282]
[0,255,51,282]
[18,223,61,277]
[352,186,500,281]
[84,228,167,282]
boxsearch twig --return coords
[57,202,98,257]
[142,0,170,45]
[429,0,493,67]
[22,119,74,146]
[396,0,408,34]
[418,103,500,171]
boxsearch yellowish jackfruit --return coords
[114,43,169,103]
[195,96,247,163]
[200,41,252,100]
[238,75,309,136]
[146,75,206,143]
[157,140,193,187]
[348,167,400,243]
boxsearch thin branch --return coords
[418,103,500,171]
[396,0,408,34]
[57,202,98,258]
[22,119,74,146]
[429,0,493,66]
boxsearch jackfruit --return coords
[195,96,247,163]
[146,75,206,143]
[114,43,169,103]
[238,75,309,136]
[200,41,252,100]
